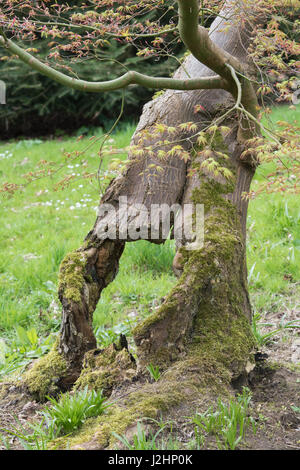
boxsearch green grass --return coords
[112,420,167,451]
[0,106,299,378]
[192,387,257,450]
[0,386,110,449]
[246,105,300,318]
[0,123,175,374]
[247,197,300,293]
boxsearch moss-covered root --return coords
[48,342,245,451]
[48,380,186,450]
[47,315,255,449]
[133,284,256,383]
[74,339,137,397]
[22,340,67,401]
[22,337,135,402]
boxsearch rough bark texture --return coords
[23,2,259,405]
[57,240,125,386]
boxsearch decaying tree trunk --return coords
[23,1,260,422]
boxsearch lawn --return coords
[0,105,299,378]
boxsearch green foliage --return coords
[42,386,110,435]
[94,318,137,348]
[0,42,131,138]
[0,415,60,450]
[247,196,300,292]
[112,389,257,451]
[124,240,175,274]
[146,363,161,382]
[112,419,167,450]
[0,387,110,449]
[251,311,299,347]
[192,387,257,450]
[0,329,57,380]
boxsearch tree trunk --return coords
[23,4,258,400]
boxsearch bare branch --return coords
[0,35,228,93]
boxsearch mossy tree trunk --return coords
[133,136,255,374]
[23,2,260,400]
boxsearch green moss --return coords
[58,251,87,303]
[23,340,67,401]
[132,293,178,338]
[74,344,136,396]
[48,404,140,450]
[191,310,256,380]
[152,90,165,100]
[180,199,255,381]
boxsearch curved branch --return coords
[177,0,244,83]
[177,0,260,134]
[0,35,228,92]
